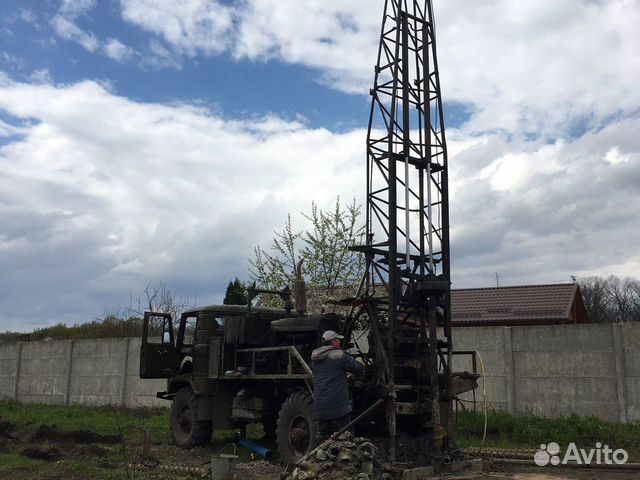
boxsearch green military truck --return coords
[139,293,478,463]
[139,302,346,463]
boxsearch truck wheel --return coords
[276,391,316,463]
[171,388,212,448]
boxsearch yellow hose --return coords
[474,349,488,454]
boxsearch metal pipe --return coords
[238,439,273,461]
[301,398,386,462]
[402,10,410,269]
[330,398,385,441]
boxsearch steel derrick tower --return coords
[354,0,453,452]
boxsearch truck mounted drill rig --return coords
[138,0,478,469]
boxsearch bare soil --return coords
[1,420,639,480]
[0,421,121,445]
[488,463,640,480]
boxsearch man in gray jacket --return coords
[311,330,364,443]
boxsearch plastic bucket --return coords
[211,444,237,480]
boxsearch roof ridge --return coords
[452,283,575,292]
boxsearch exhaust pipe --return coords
[293,259,307,314]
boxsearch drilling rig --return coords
[139,0,477,469]
[345,0,464,462]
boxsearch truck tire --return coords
[171,387,212,448]
[276,391,316,463]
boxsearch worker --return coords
[311,330,364,444]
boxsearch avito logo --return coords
[534,442,628,466]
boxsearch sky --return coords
[1,0,639,332]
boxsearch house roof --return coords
[451,283,581,326]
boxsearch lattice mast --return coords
[361,0,453,448]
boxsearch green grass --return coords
[0,400,171,444]
[0,453,49,476]
[0,400,258,479]
[0,399,263,446]
[6,399,640,476]
[4,400,639,451]
[0,452,131,480]
[454,408,640,452]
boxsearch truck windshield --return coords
[181,316,225,346]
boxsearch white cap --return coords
[322,330,344,342]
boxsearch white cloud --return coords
[605,147,630,165]
[232,0,379,94]
[0,76,639,331]
[59,0,97,17]
[29,69,53,84]
[51,0,136,65]
[0,118,24,137]
[1,52,26,70]
[120,0,379,93]
[118,0,640,136]
[143,39,183,70]
[448,118,640,286]
[0,77,363,330]
[20,9,38,26]
[51,0,100,51]
[120,0,234,56]
[2,0,640,330]
[436,0,640,136]
[104,38,135,63]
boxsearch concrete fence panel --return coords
[0,343,19,400]
[18,340,71,405]
[1,323,639,422]
[621,324,640,421]
[69,338,128,406]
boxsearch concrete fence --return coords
[0,337,165,408]
[0,324,639,422]
[452,323,640,423]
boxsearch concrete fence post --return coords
[612,323,628,423]
[503,327,516,414]
[64,340,75,406]
[14,342,23,401]
[120,338,130,407]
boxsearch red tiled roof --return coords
[451,283,580,326]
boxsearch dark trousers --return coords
[316,413,352,444]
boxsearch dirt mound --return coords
[76,444,110,457]
[0,422,122,445]
[29,425,122,444]
[236,460,283,479]
[372,432,437,466]
[0,421,16,439]
[22,445,63,462]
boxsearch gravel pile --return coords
[288,432,392,480]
